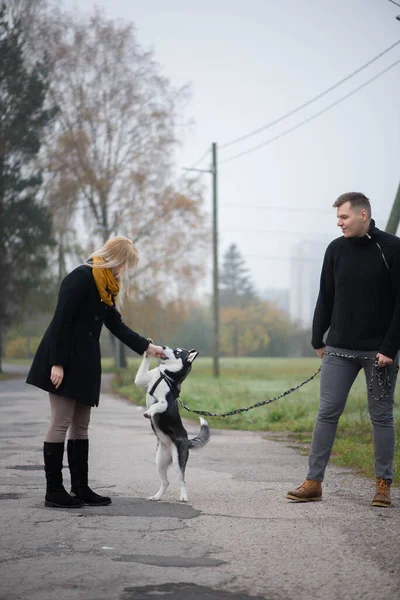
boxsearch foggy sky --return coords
[63,0,400,296]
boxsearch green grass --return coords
[3,358,31,366]
[113,356,400,483]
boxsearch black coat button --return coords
[94,316,99,321]
[88,332,93,337]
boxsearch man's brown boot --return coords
[371,478,391,508]
[286,479,322,502]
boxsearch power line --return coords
[172,148,210,194]
[180,167,207,189]
[219,39,400,150]
[219,58,400,165]
[189,148,211,169]
[388,0,400,8]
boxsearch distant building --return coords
[289,240,327,328]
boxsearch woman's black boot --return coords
[67,439,111,506]
[43,442,84,508]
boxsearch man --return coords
[286,192,400,507]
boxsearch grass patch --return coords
[3,358,31,366]
[0,371,24,381]
[113,356,400,484]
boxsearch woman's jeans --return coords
[307,346,398,482]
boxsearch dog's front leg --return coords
[134,354,152,388]
[143,379,169,419]
[145,391,158,411]
[143,396,168,419]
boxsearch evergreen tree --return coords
[220,243,257,308]
[0,3,56,372]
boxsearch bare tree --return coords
[30,5,209,363]
[37,7,208,280]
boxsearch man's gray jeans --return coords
[307,346,398,482]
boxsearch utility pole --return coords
[385,182,400,234]
[385,4,400,232]
[212,143,220,377]
[183,142,220,377]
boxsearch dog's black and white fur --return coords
[134,346,210,502]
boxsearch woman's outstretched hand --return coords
[50,365,64,389]
[146,343,165,358]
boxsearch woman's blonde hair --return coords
[87,236,139,306]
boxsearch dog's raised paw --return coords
[148,495,161,501]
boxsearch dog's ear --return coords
[187,350,198,363]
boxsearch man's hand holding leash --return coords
[376,353,393,368]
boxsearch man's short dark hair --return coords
[333,192,371,217]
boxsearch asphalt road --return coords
[1,366,400,600]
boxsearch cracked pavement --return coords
[1,368,400,600]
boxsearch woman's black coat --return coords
[26,265,149,406]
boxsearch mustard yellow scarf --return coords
[91,257,120,306]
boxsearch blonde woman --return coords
[27,236,164,509]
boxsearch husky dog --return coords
[134,346,210,502]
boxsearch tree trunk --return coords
[0,324,3,374]
[58,234,67,284]
[233,319,239,358]
[119,343,128,368]
[0,155,4,374]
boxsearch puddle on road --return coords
[121,583,268,599]
[0,493,22,500]
[6,465,43,470]
[81,497,201,518]
[35,497,201,519]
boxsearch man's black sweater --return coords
[312,219,400,359]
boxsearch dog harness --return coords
[148,372,178,398]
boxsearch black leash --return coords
[323,350,398,403]
[177,351,398,418]
[177,366,322,418]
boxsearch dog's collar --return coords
[149,372,177,397]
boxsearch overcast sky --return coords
[63,0,400,295]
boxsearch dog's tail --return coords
[188,417,210,449]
